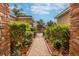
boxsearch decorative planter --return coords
[20,48,28,56]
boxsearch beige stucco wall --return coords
[18,17,32,24]
[69,3,79,56]
[57,11,70,25]
[0,3,11,56]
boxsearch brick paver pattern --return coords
[28,33,51,56]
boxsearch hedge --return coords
[9,21,33,56]
[43,24,70,51]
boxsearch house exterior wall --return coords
[9,16,16,21]
[69,3,79,56]
[0,3,10,56]
[57,11,70,25]
[18,17,33,24]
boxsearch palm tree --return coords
[47,20,56,26]
[47,20,53,26]
[37,19,44,26]
[11,4,26,20]
[37,19,45,32]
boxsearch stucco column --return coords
[0,21,11,56]
[0,4,11,56]
[70,3,79,55]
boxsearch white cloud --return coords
[31,4,52,14]
[48,3,69,13]
[54,4,66,9]
[31,3,69,15]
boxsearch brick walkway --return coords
[28,33,51,56]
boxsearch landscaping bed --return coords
[43,24,70,56]
[45,39,53,55]
[9,21,36,56]
[45,39,63,56]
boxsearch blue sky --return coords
[10,3,69,23]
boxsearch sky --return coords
[10,3,69,23]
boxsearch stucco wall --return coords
[18,17,32,24]
[57,11,70,25]
[0,3,10,56]
[69,3,79,56]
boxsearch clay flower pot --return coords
[20,48,28,56]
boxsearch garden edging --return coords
[44,39,52,56]
[26,38,35,56]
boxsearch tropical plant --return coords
[43,24,70,52]
[11,4,26,20]
[9,21,33,55]
[53,40,61,50]
[37,19,45,32]
[37,19,45,28]
[47,20,54,26]
[11,4,26,16]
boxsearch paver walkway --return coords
[28,33,51,56]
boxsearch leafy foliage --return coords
[11,4,26,22]
[9,21,33,56]
[53,40,61,50]
[43,24,70,50]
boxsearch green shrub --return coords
[31,27,37,38]
[53,40,61,50]
[43,24,70,51]
[9,21,33,56]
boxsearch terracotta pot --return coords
[20,48,28,56]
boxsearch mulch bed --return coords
[45,40,54,55]
[46,39,63,56]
